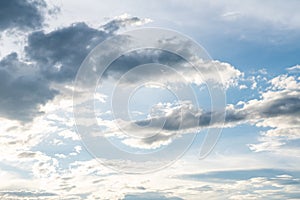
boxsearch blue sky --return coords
[0,0,300,199]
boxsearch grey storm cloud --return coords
[0,53,58,122]
[0,0,46,31]
[25,22,109,82]
[0,16,147,122]
[25,16,148,82]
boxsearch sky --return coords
[0,0,300,199]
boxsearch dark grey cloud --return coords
[0,22,103,121]
[0,53,58,122]
[261,96,300,117]
[0,16,149,122]
[25,16,146,82]
[132,107,243,133]
[129,91,300,133]
[104,49,184,80]
[132,103,202,132]
[90,48,241,88]
[25,22,109,82]
[0,0,46,31]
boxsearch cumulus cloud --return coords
[0,0,46,31]
[97,101,234,149]
[243,74,300,153]
[110,50,242,88]
[0,15,149,122]
[236,76,300,127]
[0,53,58,121]
[25,22,109,82]
[25,14,151,83]
[97,73,300,150]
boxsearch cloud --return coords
[0,0,46,31]
[102,13,152,33]
[243,74,300,153]
[248,128,300,154]
[0,15,150,122]
[287,65,300,73]
[1,106,299,200]
[102,46,242,88]
[18,151,37,158]
[98,73,300,150]
[0,191,57,198]
[25,15,150,83]
[179,168,300,200]
[123,192,183,200]
[98,101,231,149]
[260,96,300,117]
[0,53,58,121]
[1,13,242,124]
[1,3,299,199]
[25,22,109,82]
[181,168,300,181]
[106,103,246,149]
[244,75,300,127]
